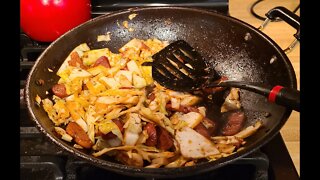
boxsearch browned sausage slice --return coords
[194,122,211,139]
[157,127,174,151]
[194,117,218,139]
[221,110,246,136]
[69,51,87,69]
[93,56,111,68]
[147,92,155,101]
[52,84,68,98]
[66,122,93,149]
[144,123,157,147]
[203,117,218,135]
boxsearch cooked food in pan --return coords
[39,38,262,168]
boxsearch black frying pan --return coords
[25,6,299,178]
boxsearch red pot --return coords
[20,0,91,42]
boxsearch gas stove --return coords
[20,1,299,179]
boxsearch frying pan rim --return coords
[25,6,297,178]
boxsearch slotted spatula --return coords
[142,40,300,112]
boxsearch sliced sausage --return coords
[147,92,156,101]
[194,123,211,139]
[66,122,93,149]
[221,110,246,136]
[68,51,87,69]
[101,132,117,140]
[52,84,68,98]
[144,123,157,147]
[157,127,174,151]
[203,117,218,135]
[102,119,124,140]
[93,56,111,68]
[194,117,218,139]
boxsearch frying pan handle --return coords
[265,6,300,40]
[259,6,300,53]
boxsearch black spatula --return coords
[142,40,300,112]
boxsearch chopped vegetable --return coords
[175,127,220,158]
[35,94,41,105]
[97,32,111,42]
[128,13,138,20]
[221,88,241,113]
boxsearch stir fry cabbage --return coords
[39,38,262,168]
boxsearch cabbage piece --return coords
[221,88,241,113]
[133,73,147,89]
[75,118,88,132]
[85,105,98,143]
[54,127,73,142]
[165,156,188,168]
[175,127,220,159]
[176,111,203,128]
[235,120,262,139]
[92,145,136,157]
[98,120,123,141]
[139,107,174,135]
[145,157,169,168]
[99,77,121,89]
[82,48,110,66]
[123,113,142,146]
[69,68,91,80]
[127,60,142,76]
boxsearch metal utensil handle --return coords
[258,6,300,53]
[207,81,300,112]
[266,6,300,40]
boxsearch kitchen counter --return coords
[229,0,300,175]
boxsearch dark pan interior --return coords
[26,7,296,178]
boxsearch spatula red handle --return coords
[268,85,300,112]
